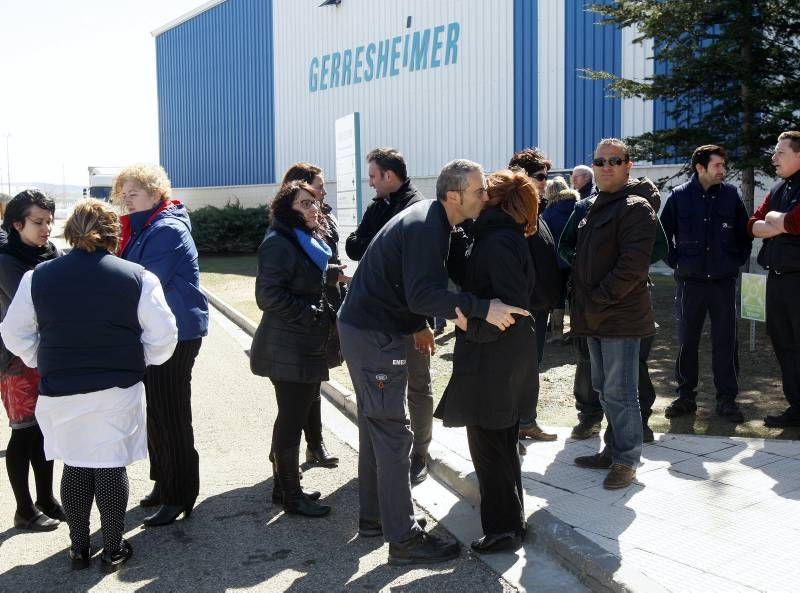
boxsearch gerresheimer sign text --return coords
[308,22,460,93]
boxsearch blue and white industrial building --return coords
[153,0,680,208]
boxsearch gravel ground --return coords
[200,255,795,440]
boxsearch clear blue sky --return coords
[0,0,203,189]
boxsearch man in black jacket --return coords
[660,145,752,423]
[749,130,800,427]
[345,148,433,484]
[338,159,529,565]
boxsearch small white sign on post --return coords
[334,113,362,272]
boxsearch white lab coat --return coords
[0,269,177,467]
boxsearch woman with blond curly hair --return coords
[435,169,539,554]
[0,198,177,571]
[112,164,208,527]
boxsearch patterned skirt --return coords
[0,357,40,429]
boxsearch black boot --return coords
[275,447,330,518]
[271,456,320,504]
[305,441,339,468]
[139,483,160,508]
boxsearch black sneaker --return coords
[410,453,428,485]
[570,418,602,440]
[664,398,697,419]
[388,531,460,566]
[764,409,800,428]
[642,424,655,443]
[716,401,745,424]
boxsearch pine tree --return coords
[584,0,800,213]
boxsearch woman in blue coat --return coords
[113,164,208,527]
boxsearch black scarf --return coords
[0,230,59,269]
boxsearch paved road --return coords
[0,307,588,592]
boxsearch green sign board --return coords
[741,273,767,322]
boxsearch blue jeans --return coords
[587,337,643,468]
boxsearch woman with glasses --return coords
[250,181,333,518]
[280,163,349,471]
[112,164,209,527]
[0,190,65,532]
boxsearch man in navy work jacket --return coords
[337,159,529,566]
[660,145,752,423]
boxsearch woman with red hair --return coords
[435,168,539,554]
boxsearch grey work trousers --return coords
[404,335,433,457]
[338,320,424,543]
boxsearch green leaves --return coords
[190,199,270,254]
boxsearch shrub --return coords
[190,200,270,254]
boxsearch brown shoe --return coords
[603,464,636,490]
[574,453,612,469]
[519,423,557,441]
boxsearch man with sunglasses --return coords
[570,139,657,490]
[660,145,752,424]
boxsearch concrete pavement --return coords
[206,288,800,593]
[0,305,589,592]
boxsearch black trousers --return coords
[574,335,656,424]
[6,424,55,517]
[519,312,546,426]
[272,380,320,450]
[145,338,202,506]
[467,424,525,536]
[674,278,739,401]
[61,465,128,554]
[767,272,800,413]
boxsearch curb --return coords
[203,286,666,593]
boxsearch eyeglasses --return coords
[293,198,320,210]
[592,157,629,167]
[459,187,487,198]
[531,173,548,182]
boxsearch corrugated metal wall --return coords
[154,0,678,190]
[155,0,275,188]
[564,0,621,168]
[513,0,537,154]
[536,0,566,168]
[272,0,514,181]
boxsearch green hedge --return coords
[190,200,271,254]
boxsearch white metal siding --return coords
[537,0,566,168]
[272,0,514,182]
[621,24,654,143]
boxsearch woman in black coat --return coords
[435,169,538,553]
[250,181,333,518]
[280,163,349,469]
[0,190,65,532]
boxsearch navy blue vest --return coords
[31,250,145,396]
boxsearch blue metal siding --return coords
[564,0,621,168]
[156,0,275,188]
[513,0,537,152]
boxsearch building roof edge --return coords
[151,0,228,37]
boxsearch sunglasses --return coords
[592,157,629,167]
[531,172,548,182]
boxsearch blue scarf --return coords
[293,228,332,272]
